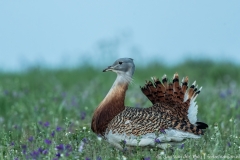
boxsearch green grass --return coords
[0,60,240,160]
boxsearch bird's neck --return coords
[91,74,131,135]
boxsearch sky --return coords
[0,1,240,71]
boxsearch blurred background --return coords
[0,0,239,72]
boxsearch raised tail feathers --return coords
[140,73,201,106]
[140,73,204,125]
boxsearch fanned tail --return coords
[140,73,208,130]
[140,73,201,105]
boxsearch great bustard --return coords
[91,58,208,149]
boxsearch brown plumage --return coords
[91,58,208,149]
[91,83,127,135]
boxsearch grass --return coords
[0,60,240,160]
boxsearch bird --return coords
[91,58,208,149]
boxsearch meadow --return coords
[0,60,240,160]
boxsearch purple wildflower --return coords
[155,138,161,144]
[80,111,86,120]
[56,152,61,158]
[160,128,166,134]
[144,157,151,160]
[44,139,52,145]
[65,144,72,152]
[28,136,34,142]
[30,150,40,159]
[51,131,55,137]
[14,158,19,160]
[180,143,184,149]
[85,158,91,160]
[219,92,226,98]
[21,144,27,154]
[44,121,50,127]
[227,142,231,147]
[82,137,88,143]
[65,152,70,157]
[56,144,64,152]
[39,121,43,125]
[13,125,18,130]
[38,147,44,153]
[10,142,15,146]
[42,149,48,155]
[56,126,62,132]
[96,156,102,160]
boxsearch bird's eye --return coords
[119,61,123,65]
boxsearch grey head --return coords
[103,58,135,76]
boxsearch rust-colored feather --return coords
[165,83,173,101]
[182,76,188,94]
[173,73,184,103]
[188,81,196,99]
[153,77,165,102]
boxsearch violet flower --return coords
[51,131,55,137]
[21,144,27,154]
[30,150,40,159]
[82,137,88,143]
[155,138,161,144]
[80,112,86,120]
[44,139,52,145]
[56,126,62,132]
[56,153,61,158]
[42,149,48,155]
[38,147,44,153]
[44,121,50,127]
[96,156,102,160]
[180,143,184,149]
[56,144,64,152]
[28,136,34,142]
[228,142,231,147]
[65,144,72,152]
[160,129,166,134]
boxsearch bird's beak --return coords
[103,66,114,72]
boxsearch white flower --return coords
[97,136,102,141]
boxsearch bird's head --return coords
[103,58,135,77]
